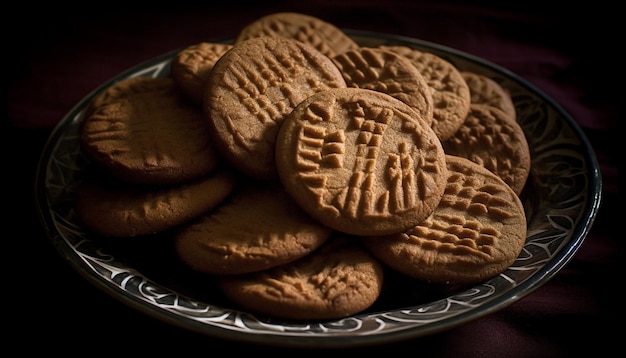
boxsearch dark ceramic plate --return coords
[34,30,602,348]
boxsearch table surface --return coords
[7,2,619,356]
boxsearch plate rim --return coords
[33,29,603,348]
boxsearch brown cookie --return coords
[174,183,333,275]
[332,47,433,126]
[80,79,221,185]
[217,234,384,321]
[75,168,237,238]
[461,71,516,121]
[380,46,471,141]
[442,104,531,195]
[204,36,347,180]
[170,42,233,104]
[235,12,359,58]
[362,155,527,286]
[275,87,447,236]
[84,76,174,118]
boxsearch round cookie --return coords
[441,104,531,195]
[75,168,237,238]
[204,35,347,180]
[170,42,233,104]
[362,155,527,286]
[332,47,434,126]
[80,79,221,185]
[461,71,516,121]
[174,183,333,275]
[217,234,384,321]
[380,46,471,141]
[235,12,359,58]
[275,87,447,236]
[84,76,174,118]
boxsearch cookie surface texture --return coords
[80,79,221,185]
[275,87,447,236]
[217,235,384,321]
[174,183,333,275]
[380,46,471,141]
[362,155,527,285]
[84,76,174,118]
[204,36,347,180]
[332,47,434,126]
[170,42,233,104]
[75,169,236,238]
[442,104,531,195]
[461,71,516,121]
[235,12,359,58]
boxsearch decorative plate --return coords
[34,30,602,348]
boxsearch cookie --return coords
[174,183,333,275]
[217,234,384,321]
[84,76,174,118]
[275,87,447,236]
[80,78,221,185]
[235,12,359,58]
[75,168,237,238]
[204,35,347,180]
[170,42,233,104]
[461,71,516,121]
[380,46,471,141]
[441,104,531,195]
[332,47,434,126]
[362,155,527,285]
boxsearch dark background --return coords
[6,1,619,355]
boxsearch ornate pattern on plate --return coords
[35,32,600,346]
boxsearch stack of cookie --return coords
[75,12,530,321]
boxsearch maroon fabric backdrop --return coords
[7,1,618,356]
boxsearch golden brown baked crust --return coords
[442,104,531,195]
[332,47,434,126]
[362,155,527,285]
[80,78,221,185]
[84,76,174,118]
[461,71,516,121]
[380,45,471,141]
[275,87,447,236]
[174,183,333,275]
[75,169,236,238]
[204,36,347,180]
[217,234,384,321]
[235,12,359,58]
[170,42,233,104]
